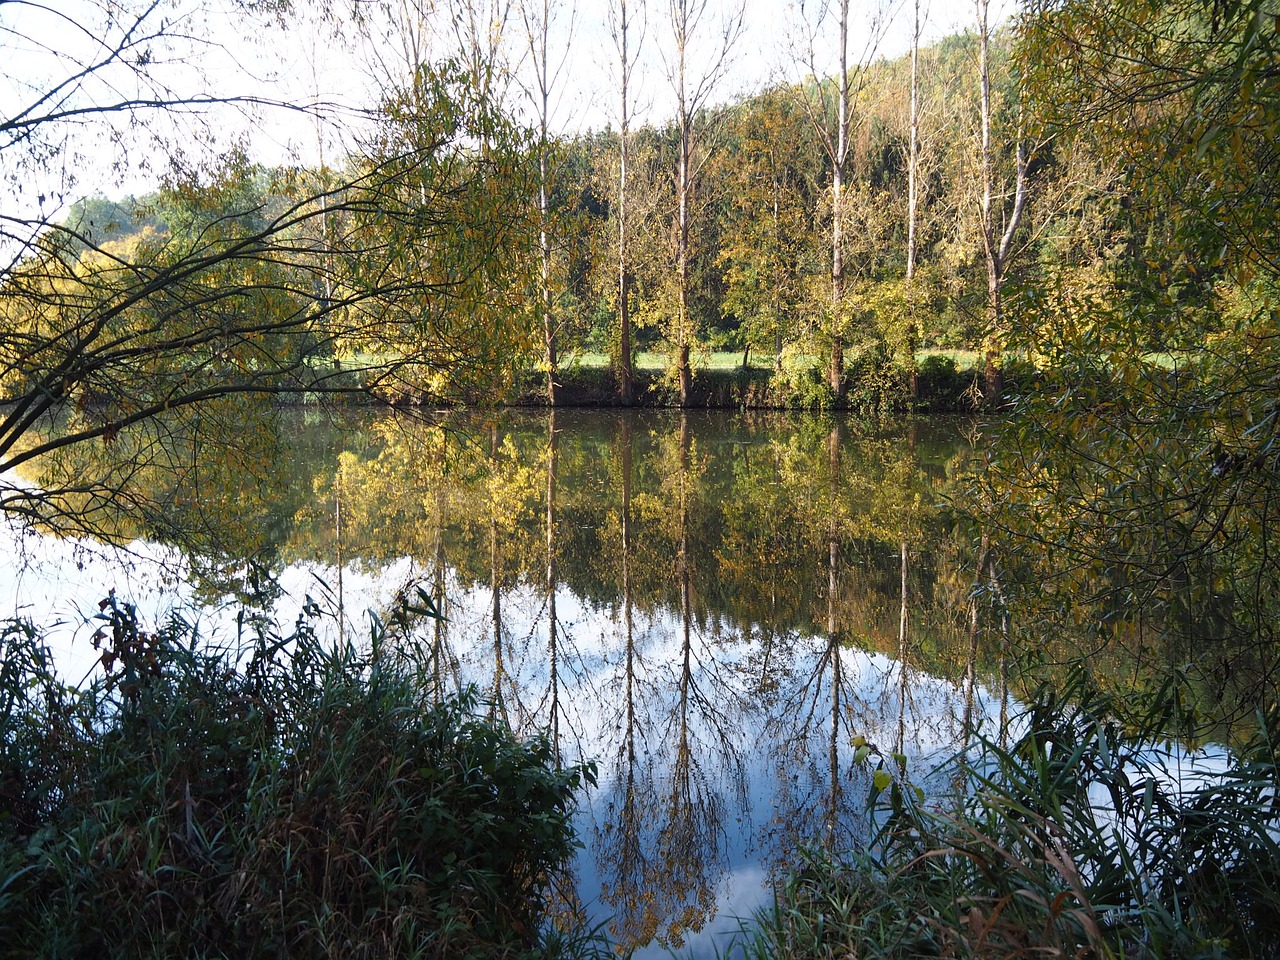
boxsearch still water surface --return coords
[5,408,1003,955]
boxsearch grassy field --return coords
[564,348,983,373]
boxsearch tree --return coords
[662,0,743,404]
[607,0,645,404]
[0,0,537,540]
[714,90,817,370]
[976,0,1028,401]
[983,0,1280,709]
[787,0,883,399]
[904,0,922,395]
[518,0,576,405]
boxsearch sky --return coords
[1,0,1014,212]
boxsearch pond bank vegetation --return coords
[0,597,603,959]
[739,668,1280,959]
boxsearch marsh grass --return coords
[0,595,603,959]
[741,669,1280,958]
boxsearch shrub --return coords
[843,345,905,419]
[0,595,597,960]
[915,353,969,409]
[743,669,1280,959]
[769,348,835,411]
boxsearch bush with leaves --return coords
[743,669,1280,959]
[0,594,598,960]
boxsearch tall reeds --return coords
[0,594,599,959]
[743,668,1280,958]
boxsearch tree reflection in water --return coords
[12,404,1256,952]
[30,408,986,955]
[304,409,987,954]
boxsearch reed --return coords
[0,595,603,959]
[742,668,1280,958]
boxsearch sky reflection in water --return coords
[3,410,1007,955]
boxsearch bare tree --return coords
[449,0,516,111]
[663,0,743,405]
[788,0,886,400]
[607,0,645,404]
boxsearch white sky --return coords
[1,0,1013,210]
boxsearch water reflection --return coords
[9,407,998,955]
[300,408,985,953]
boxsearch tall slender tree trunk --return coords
[614,0,636,405]
[829,0,849,401]
[663,0,741,407]
[676,49,694,406]
[541,141,557,405]
[977,0,1027,405]
[979,0,998,401]
[522,0,559,405]
[905,0,921,397]
[772,184,785,371]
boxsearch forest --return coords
[2,0,1280,955]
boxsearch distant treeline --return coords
[49,27,1188,411]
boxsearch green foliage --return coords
[915,354,969,408]
[769,347,836,411]
[346,58,541,403]
[842,344,907,421]
[2,10,549,539]
[980,0,1280,707]
[0,596,597,959]
[744,669,1280,958]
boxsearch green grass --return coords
[566,349,776,373]
[919,347,981,369]
[565,349,984,374]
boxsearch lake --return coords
[4,406,1010,955]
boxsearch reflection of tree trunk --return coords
[655,412,720,947]
[335,460,345,647]
[898,424,918,755]
[490,423,506,723]
[621,415,635,734]
[546,409,560,760]
[826,424,842,830]
[963,532,993,736]
[599,411,656,948]
[430,484,452,698]
[490,512,506,721]
[895,540,909,759]
[678,414,692,766]
[990,553,1010,743]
